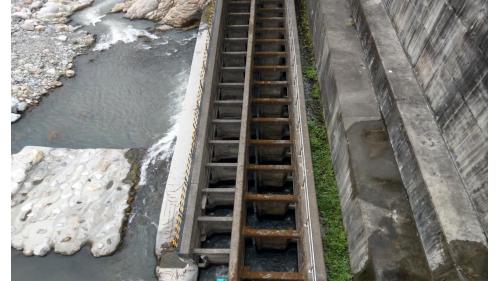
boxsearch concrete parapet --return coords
[155,1,216,280]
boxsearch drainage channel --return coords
[178,0,326,280]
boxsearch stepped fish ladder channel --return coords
[11,0,197,280]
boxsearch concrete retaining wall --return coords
[350,0,487,279]
[305,0,487,279]
[304,0,430,279]
[381,0,488,234]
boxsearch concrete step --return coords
[349,0,487,280]
[306,0,433,279]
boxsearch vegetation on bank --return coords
[296,0,352,280]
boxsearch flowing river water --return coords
[11,1,197,280]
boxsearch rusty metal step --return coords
[255,38,286,43]
[254,65,288,70]
[252,97,290,104]
[214,99,244,105]
[248,139,292,146]
[245,193,297,202]
[212,119,242,125]
[240,270,304,281]
[254,80,288,86]
[254,51,287,56]
[193,248,230,264]
[222,51,247,56]
[243,227,300,239]
[257,7,284,11]
[227,24,250,29]
[251,117,289,123]
[229,12,250,16]
[202,188,236,208]
[209,140,240,145]
[256,17,284,21]
[247,164,293,172]
[225,37,249,42]
[206,162,238,168]
[229,1,250,4]
[222,66,246,71]
[219,82,245,88]
[203,187,236,193]
[255,27,285,32]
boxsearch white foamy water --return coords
[138,69,190,185]
[72,0,158,51]
[94,18,159,51]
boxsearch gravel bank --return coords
[11,0,96,123]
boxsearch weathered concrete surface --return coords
[154,3,215,280]
[11,146,140,257]
[349,0,487,279]
[154,0,214,258]
[381,0,488,236]
[305,0,430,279]
[156,252,198,281]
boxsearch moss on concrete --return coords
[297,0,352,280]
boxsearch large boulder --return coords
[114,0,207,27]
[126,0,158,19]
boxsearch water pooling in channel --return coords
[11,1,197,280]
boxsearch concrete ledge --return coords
[286,0,327,279]
[349,0,487,279]
[305,0,430,279]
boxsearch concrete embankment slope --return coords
[305,0,487,280]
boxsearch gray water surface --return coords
[12,13,196,153]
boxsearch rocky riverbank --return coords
[11,0,207,123]
[11,0,96,123]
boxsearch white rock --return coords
[122,0,205,28]
[111,2,126,13]
[12,11,31,19]
[57,35,68,41]
[21,19,36,31]
[11,113,21,123]
[65,69,75,77]
[36,2,63,19]
[55,24,70,32]
[156,24,173,31]
[157,261,199,281]
[11,147,136,257]
[34,25,45,32]
[30,1,43,10]
[11,97,20,113]
[17,101,28,112]
[126,0,158,19]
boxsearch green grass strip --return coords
[296,0,352,280]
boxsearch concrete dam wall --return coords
[383,0,488,235]
[305,0,487,280]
